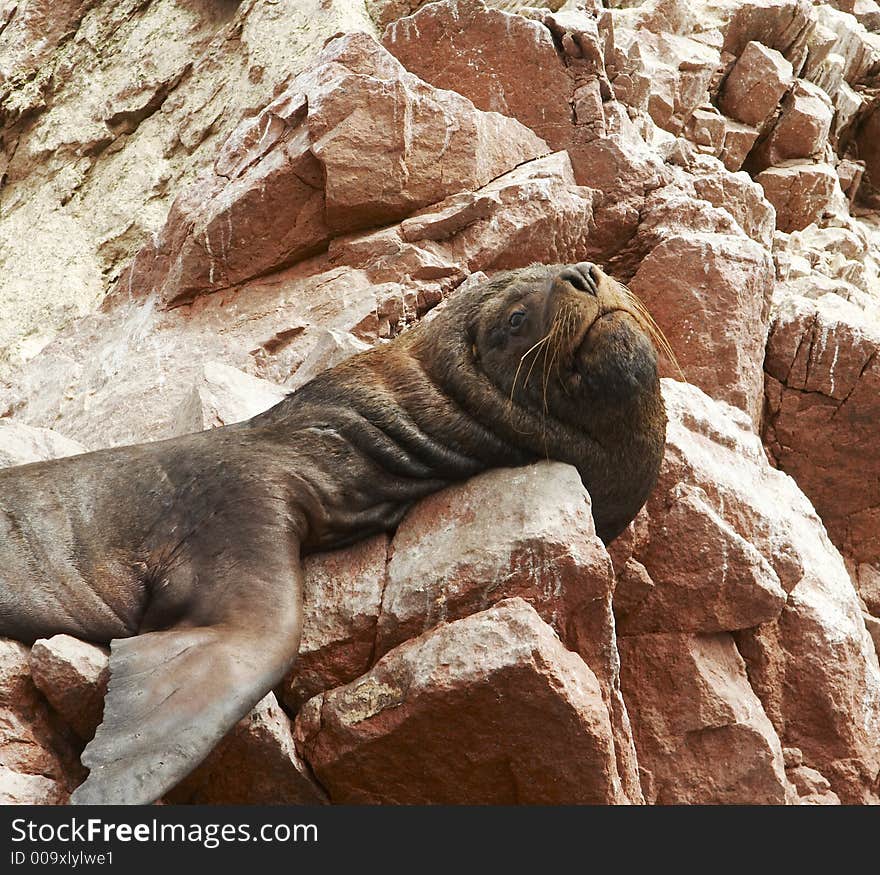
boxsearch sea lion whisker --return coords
[540,314,563,415]
[619,287,685,382]
[509,332,552,404]
[543,311,569,414]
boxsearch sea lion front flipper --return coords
[70,553,304,805]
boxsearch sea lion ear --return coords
[471,342,480,361]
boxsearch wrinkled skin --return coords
[0,263,666,804]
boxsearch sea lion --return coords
[0,262,667,805]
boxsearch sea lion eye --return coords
[509,310,526,331]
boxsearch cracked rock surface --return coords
[1,0,879,804]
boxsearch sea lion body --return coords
[0,263,666,804]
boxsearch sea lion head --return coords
[413,262,670,543]
[467,262,662,414]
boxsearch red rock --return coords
[836,157,865,202]
[281,535,388,712]
[735,571,880,803]
[717,41,793,128]
[685,107,727,153]
[764,293,880,571]
[384,1,573,160]
[28,635,109,741]
[377,463,608,653]
[719,118,760,171]
[383,0,670,263]
[688,155,776,247]
[616,481,786,635]
[786,763,841,804]
[629,232,774,424]
[117,108,328,308]
[375,461,641,801]
[616,379,880,805]
[295,598,627,804]
[618,632,793,804]
[746,80,834,172]
[0,638,83,804]
[755,162,840,232]
[610,24,720,137]
[119,31,547,308]
[0,421,86,468]
[165,694,327,805]
[722,0,815,66]
[331,151,600,280]
[858,564,880,616]
[854,104,880,195]
[613,380,805,637]
[864,613,880,655]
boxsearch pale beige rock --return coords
[0,421,86,468]
[295,598,626,804]
[813,3,880,84]
[287,330,372,392]
[618,632,793,804]
[172,361,286,436]
[0,1,377,380]
[28,635,109,741]
[2,266,389,449]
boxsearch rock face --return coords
[2,0,880,806]
[295,599,625,804]
[618,632,793,804]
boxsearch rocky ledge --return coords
[1,0,879,804]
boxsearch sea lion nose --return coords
[558,263,599,296]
